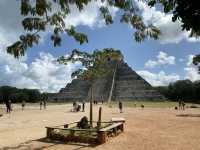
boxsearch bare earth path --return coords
[0,104,200,150]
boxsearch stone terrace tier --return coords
[113,62,164,100]
[48,61,164,101]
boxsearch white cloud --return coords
[0,0,118,92]
[0,0,24,50]
[137,70,180,86]
[184,55,200,81]
[0,50,80,93]
[136,1,200,44]
[0,0,118,49]
[145,51,175,68]
[64,0,118,28]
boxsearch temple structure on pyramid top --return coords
[49,59,164,101]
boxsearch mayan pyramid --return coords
[49,60,164,101]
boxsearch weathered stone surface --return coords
[113,62,164,100]
[49,61,164,101]
[49,79,90,101]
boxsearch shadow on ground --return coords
[1,138,98,150]
[176,114,200,117]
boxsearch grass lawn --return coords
[109,100,200,108]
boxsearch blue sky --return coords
[0,0,199,92]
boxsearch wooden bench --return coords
[45,120,125,144]
[97,122,124,144]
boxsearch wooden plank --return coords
[46,121,112,129]
[111,118,125,123]
[100,122,123,132]
[45,126,97,132]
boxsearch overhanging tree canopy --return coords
[58,48,123,82]
[147,0,200,71]
[3,0,200,73]
[7,0,160,58]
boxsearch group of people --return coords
[93,100,104,105]
[71,100,123,113]
[72,101,85,112]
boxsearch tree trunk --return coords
[89,83,93,127]
[108,63,117,106]
[97,107,102,129]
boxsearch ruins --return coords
[49,60,164,101]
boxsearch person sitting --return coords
[72,102,77,112]
[76,104,81,112]
[77,116,90,129]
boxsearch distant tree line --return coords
[0,86,47,103]
[155,80,200,103]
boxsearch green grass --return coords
[11,100,200,109]
[108,100,200,108]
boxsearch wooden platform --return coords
[45,119,125,144]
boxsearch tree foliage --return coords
[147,0,200,71]
[155,79,200,103]
[7,0,160,58]
[0,86,41,103]
[147,0,200,37]
[58,48,123,82]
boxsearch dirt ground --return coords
[0,103,200,150]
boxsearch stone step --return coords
[49,61,165,101]
[114,90,160,95]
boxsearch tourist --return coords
[82,101,85,112]
[73,101,76,108]
[182,101,185,110]
[43,100,46,109]
[22,100,26,111]
[101,96,104,104]
[77,104,81,112]
[9,100,12,111]
[119,101,123,113]
[40,101,43,110]
[178,99,182,110]
[5,100,11,113]
[73,101,77,112]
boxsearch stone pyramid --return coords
[50,61,164,101]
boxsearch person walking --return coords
[43,100,46,109]
[5,100,11,113]
[178,99,182,110]
[82,101,85,112]
[22,100,26,111]
[40,100,43,110]
[182,101,185,110]
[9,100,12,111]
[119,101,123,113]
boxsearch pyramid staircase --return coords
[49,61,164,101]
